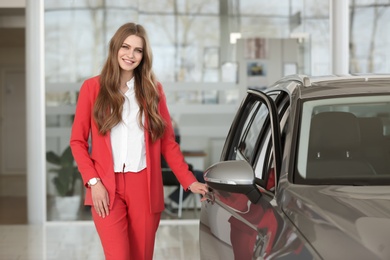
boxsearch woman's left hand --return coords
[189,182,208,201]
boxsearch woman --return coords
[70,22,207,260]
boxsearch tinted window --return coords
[236,101,269,162]
[297,95,390,185]
[225,96,271,163]
[223,90,285,190]
[254,107,289,191]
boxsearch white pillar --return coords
[330,0,349,74]
[26,0,46,224]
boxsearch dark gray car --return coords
[200,74,390,260]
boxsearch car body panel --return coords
[280,183,390,259]
[200,188,318,260]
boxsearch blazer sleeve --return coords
[69,79,99,186]
[158,84,197,190]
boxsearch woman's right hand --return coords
[91,182,110,218]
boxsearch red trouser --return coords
[92,169,161,260]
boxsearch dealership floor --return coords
[0,221,200,259]
[0,174,202,259]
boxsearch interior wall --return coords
[0,1,25,8]
[0,47,25,65]
[0,5,27,225]
[0,28,26,197]
[0,28,26,164]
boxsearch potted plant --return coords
[46,146,82,220]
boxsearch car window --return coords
[233,91,288,163]
[235,101,269,163]
[225,90,288,190]
[221,89,283,192]
[254,105,289,191]
[296,95,390,185]
[223,94,270,163]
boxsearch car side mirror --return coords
[204,160,261,203]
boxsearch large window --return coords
[45,0,220,83]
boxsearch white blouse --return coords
[110,78,146,173]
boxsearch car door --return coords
[200,89,283,260]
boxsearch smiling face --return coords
[117,34,144,79]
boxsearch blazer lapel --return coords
[104,130,112,154]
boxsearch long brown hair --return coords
[93,23,166,142]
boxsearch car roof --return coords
[270,74,390,99]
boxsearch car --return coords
[199,74,390,260]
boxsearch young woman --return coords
[70,22,207,260]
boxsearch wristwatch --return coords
[88,177,101,187]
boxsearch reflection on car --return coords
[200,74,390,260]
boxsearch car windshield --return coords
[297,95,390,185]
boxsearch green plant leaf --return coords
[47,146,80,197]
[60,146,74,168]
[46,151,60,165]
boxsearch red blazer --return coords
[70,76,196,213]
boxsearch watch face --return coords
[89,178,97,185]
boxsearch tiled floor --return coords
[0,175,202,259]
[0,221,200,260]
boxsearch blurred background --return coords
[1,0,390,223]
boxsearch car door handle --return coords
[205,192,215,204]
